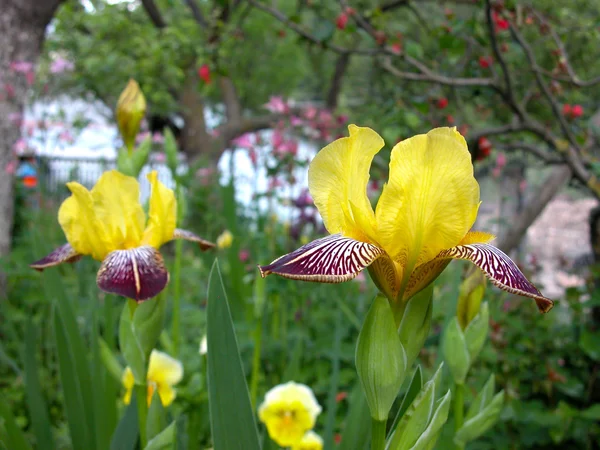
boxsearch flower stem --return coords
[249,317,263,408]
[371,419,387,450]
[172,182,183,356]
[135,384,148,448]
[453,383,465,450]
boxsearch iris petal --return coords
[30,243,81,270]
[173,228,215,250]
[376,127,480,271]
[147,350,184,386]
[142,171,176,248]
[308,125,383,242]
[96,246,169,301]
[410,243,553,312]
[259,234,384,283]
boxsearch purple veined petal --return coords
[30,243,81,270]
[173,228,215,250]
[437,243,554,313]
[259,233,385,283]
[97,246,169,302]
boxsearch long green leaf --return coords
[338,383,371,450]
[145,421,175,450]
[323,311,343,448]
[53,303,94,450]
[23,320,54,450]
[388,366,423,439]
[0,401,33,450]
[206,259,261,450]
[110,395,139,450]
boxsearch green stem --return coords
[249,317,263,408]
[371,419,387,450]
[135,384,148,448]
[453,383,465,449]
[172,182,183,356]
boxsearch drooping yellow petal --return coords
[308,125,383,243]
[147,350,183,387]
[142,171,177,248]
[156,382,177,407]
[376,127,480,275]
[91,170,145,250]
[58,182,111,260]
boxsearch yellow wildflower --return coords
[260,126,553,313]
[216,230,233,249]
[122,349,183,407]
[31,170,214,301]
[292,431,323,450]
[258,381,322,447]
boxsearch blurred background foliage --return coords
[2,0,600,448]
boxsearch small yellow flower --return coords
[216,230,233,249]
[292,431,323,450]
[122,349,183,407]
[31,170,214,301]
[116,79,146,152]
[260,126,553,313]
[258,381,322,447]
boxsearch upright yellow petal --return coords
[375,127,480,275]
[142,171,177,248]
[147,350,183,387]
[308,125,383,243]
[58,182,111,260]
[91,170,145,250]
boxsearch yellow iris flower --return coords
[258,381,322,447]
[260,126,553,313]
[31,170,214,301]
[291,431,324,450]
[122,349,183,407]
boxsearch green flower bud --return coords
[457,268,486,329]
[116,79,146,153]
[356,295,407,421]
[397,285,433,369]
[442,317,470,385]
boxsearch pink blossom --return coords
[248,148,258,166]
[268,177,283,189]
[50,57,75,74]
[492,166,501,178]
[58,129,74,144]
[4,83,15,98]
[4,160,17,175]
[304,105,317,120]
[264,96,289,114]
[136,131,151,144]
[318,109,333,125]
[238,249,250,263]
[152,132,164,144]
[10,61,33,73]
[496,152,507,168]
[154,152,166,163]
[13,138,27,155]
[275,139,298,157]
[232,133,254,149]
[337,115,348,124]
[290,115,303,126]
[8,113,23,126]
[271,129,284,149]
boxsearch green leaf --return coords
[147,392,167,442]
[130,137,153,177]
[338,383,371,450]
[388,365,444,450]
[398,286,433,369]
[119,297,167,382]
[581,404,600,420]
[579,328,600,361]
[206,259,261,450]
[98,336,124,383]
[23,321,54,450]
[442,317,470,385]
[110,398,139,450]
[389,366,423,438]
[466,374,495,421]
[53,301,96,450]
[356,295,407,421]
[145,422,175,450]
[454,391,504,446]
[464,302,489,362]
[164,128,179,177]
[410,389,452,450]
[0,400,33,450]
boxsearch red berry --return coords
[446,114,455,124]
[477,137,492,160]
[571,104,583,118]
[437,97,449,109]
[198,64,211,84]
[562,103,572,116]
[391,42,402,54]
[336,13,348,30]
[479,56,492,69]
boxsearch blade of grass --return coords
[338,383,371,450]
[23,320,54,450]
[110,395,139,450]
[206,259,261,450]
[323,310,343,448]
[0,401,33,450]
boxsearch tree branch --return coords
[219,77,242,125]
[495,142,562,164]
[326,52,351,109]
[140,0,167,28]
[183,0,207,27]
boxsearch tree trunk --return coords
[0,0,64,285]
